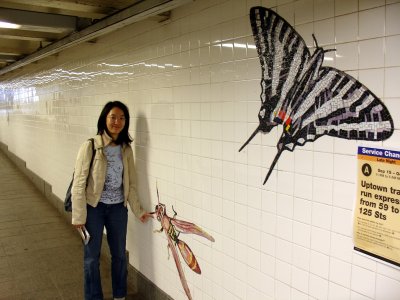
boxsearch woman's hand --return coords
[139,212,152,223]
[73,224,85,229]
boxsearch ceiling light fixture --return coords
[0,21,21,29]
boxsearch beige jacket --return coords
[71,133,144,225]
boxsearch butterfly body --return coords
[241,7,394,184]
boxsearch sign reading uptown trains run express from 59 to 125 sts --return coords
[353,146,400,268]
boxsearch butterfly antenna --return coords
[263,148,284,185]
[324,48,336,54]
[312,34,319,48]
[239,126,260,152]
[312,33,335,53]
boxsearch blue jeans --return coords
[84,202,128,300]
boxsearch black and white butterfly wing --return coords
[284,67,394,151]
[263,67,394,184]
[239,7,313,151]
[252,6,312,123]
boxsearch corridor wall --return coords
[0,0,399,299]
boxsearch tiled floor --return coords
[0,150,144,300]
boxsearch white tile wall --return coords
[0,0,400,299]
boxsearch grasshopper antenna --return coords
[239,126,260,152]
[172,206,177,218]
[156,181,160,204]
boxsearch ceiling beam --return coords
[0,39,41,55]
[0,0,192,76]
[0,0,115,19]
[0,54,19,62]
[0,7,78,33]
[0,28,57,42]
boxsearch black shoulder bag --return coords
[64,138,95,212]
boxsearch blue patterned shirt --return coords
[99,145,124,204]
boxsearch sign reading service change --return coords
[354,146,400,267]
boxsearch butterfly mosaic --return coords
[239,7,394,184]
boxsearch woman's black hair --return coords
[97,101,133,145]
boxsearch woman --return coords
[71,101,150,300]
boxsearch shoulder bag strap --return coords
[86,138,96,187]
[88,138,95,170]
